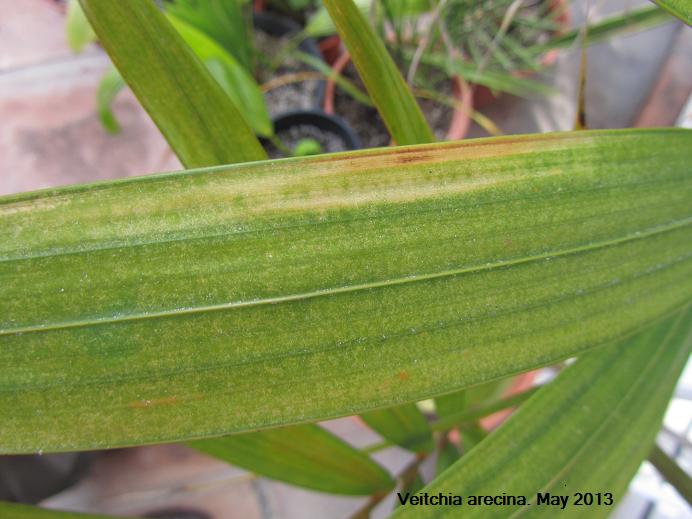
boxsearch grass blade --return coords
[1,129,690,453]
[392,305,692,517]
[79,0,266,167]
[323,0,434,144]
[190,424,394,495]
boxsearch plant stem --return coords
[649,444,692,506]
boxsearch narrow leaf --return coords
[190,424,394,495]
[416,51,556,97]
[392,305,692,518]
[166,0,254,70]
[432,388,540,432]
[436,441,460,474]
[167,13,273,137]
[651,0,691,25]
[1,129,691,453]
[435,379,513,421]
[96,67,125,134]
[323,0,434,144]
[79,0,266,167]
[361,404,434,453]
[649,444,692,505]
[66,0,96,53]
[534,5,674,53]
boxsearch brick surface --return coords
[0,0,72,70]
[0,52,180,196]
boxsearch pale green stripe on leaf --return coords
[79,0,266,167]
[0,129,690,453]
[361,403,434,453]
[323,0,434,145]
[392,305,692,518]
[190,424,394,495]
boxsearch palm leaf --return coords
[361,404,434,453]
[190,424,394,495]
[1,129,690,453]
[651,0,691,25]
[79,0,266,167]
[392,305,692,517]
[323,0,434,144]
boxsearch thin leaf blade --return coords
[323,0,434,144]
[190,424,394,495]
[392,305,692,517]
[79,0,266,167]
[361,404,434,453]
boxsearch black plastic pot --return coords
[0,453,92,504]
[254,13,326,110]
[264,109,361,158]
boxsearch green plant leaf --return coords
[166,0,254,70]
[649,444,692,505]
[79,0,266,167]
[414,51,556,97]
[0,502,120,519]
[651,0,691,25]
[534,5,675,53]
[96,67,125,135]
[190,424,393,495]
[436,441,460,474]
[361,404,434,453]
[392,304,692,517]
[435,379,513,421]
[431,387,540,433]
[306,0,371,37]
[323,0,434,144]
[66,0,96,53]
[1,129,691,453]
[167,13,273,138]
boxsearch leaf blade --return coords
[361,404,434,453]
[79,0,266,167]
[651,0,691,25]
[322,0,434,144]
[1,129,691,453]
[0,502,120,519]
[190,424,394,495]
[392,305,692,518]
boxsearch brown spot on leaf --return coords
[399,370,410,381]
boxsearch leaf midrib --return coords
[2,216,690,337]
